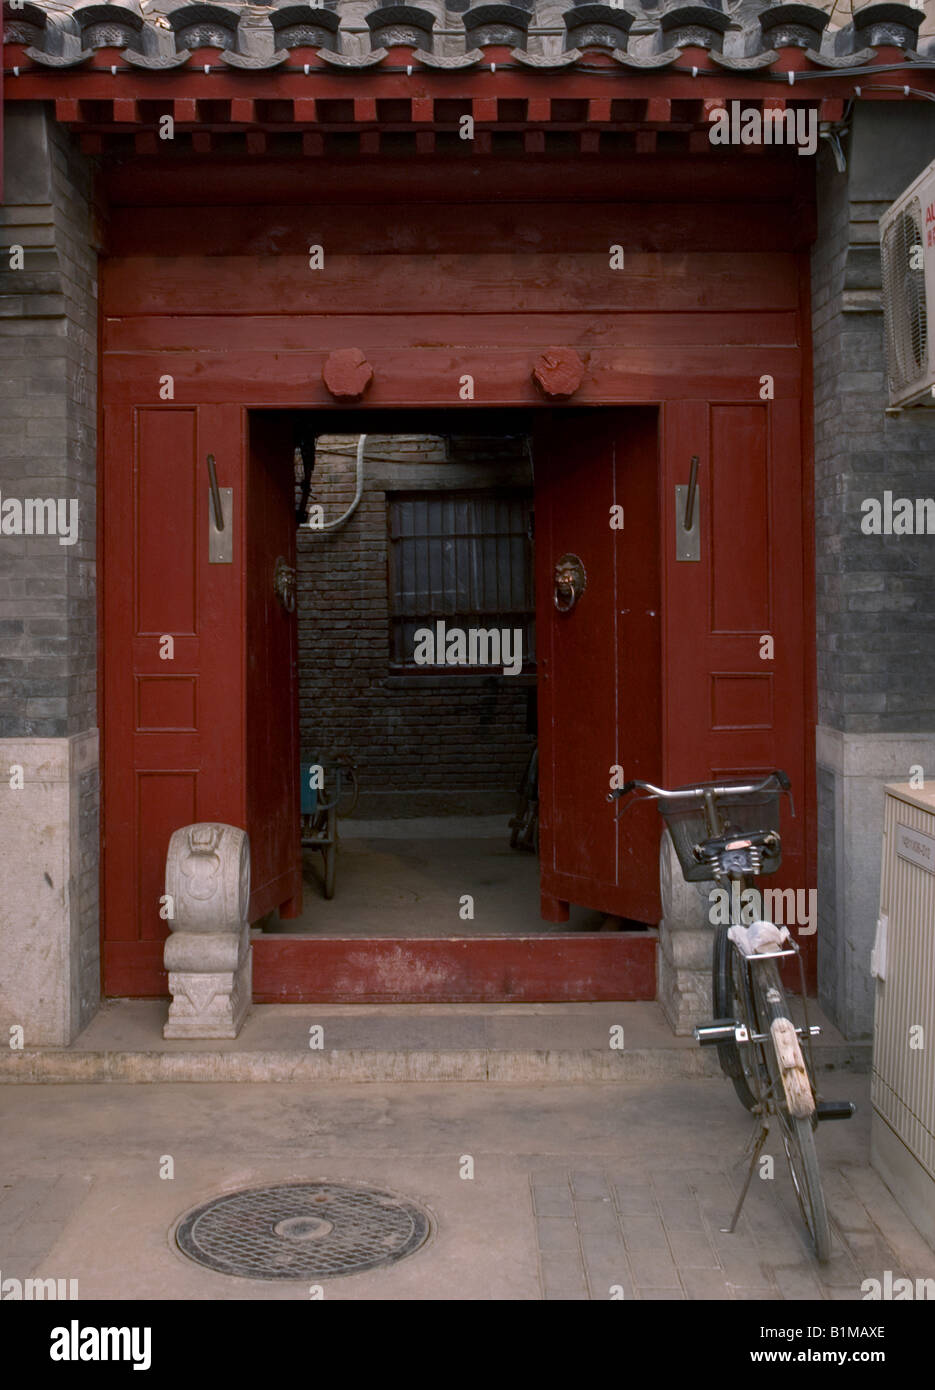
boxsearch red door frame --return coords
[96,152,816,1003]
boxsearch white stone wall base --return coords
[0,732,99,1046]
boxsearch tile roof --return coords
[3,1,933,72]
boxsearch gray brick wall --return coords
[812,105,935,737]
[816,763,837,1001]
[0,104,98,739]
[0,105,100,1033]
[812,104,935,1036]
[297,434,535,815]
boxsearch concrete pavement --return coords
[2,1073,932,1300]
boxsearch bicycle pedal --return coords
[693,1019,740,1045]
[816,1100,856,1121]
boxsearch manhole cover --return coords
[175,1182,431,1280]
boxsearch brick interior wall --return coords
[296,434,536,817]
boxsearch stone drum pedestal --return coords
[163,823,252,1039]
[657,828,717,1035]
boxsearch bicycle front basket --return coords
[658,784,783,883]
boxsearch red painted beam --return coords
[588,97,612,124]
[99,152,810,207]
[113,98,140,124]
[6,67,930,112]
[251,935,658,1004]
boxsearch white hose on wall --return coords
[307,433,366,531]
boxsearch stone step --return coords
[0,1000,871,1085]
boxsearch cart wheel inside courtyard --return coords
[323,804,337,900]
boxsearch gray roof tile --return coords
[4,0,934,69]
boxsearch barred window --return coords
[388,491,535,670]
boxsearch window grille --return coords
[388,491,535,670]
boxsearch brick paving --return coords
[532,1154,935,1300]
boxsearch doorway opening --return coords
[246,407,662,951]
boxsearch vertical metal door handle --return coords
[207,455,233,564]
[207,454,224,532]
[683,455,699,532]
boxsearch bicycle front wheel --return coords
[752,960,832,1262]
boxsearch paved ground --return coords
[1,1073,932,1300]
[260,816,629,936]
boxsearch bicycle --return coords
[509,745,539,853]
[609,770,854,1263]
[299,754,359,899]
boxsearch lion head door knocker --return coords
[273,556,296,613]
[553,553,587,613]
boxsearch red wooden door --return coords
[535,409,662,924]
[662,398,813,978]
[101,405,245,994]
[245,413,302,922]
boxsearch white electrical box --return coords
[870,783,935,1247]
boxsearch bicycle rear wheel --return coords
[712,924,765,1112]
[751,960,831,1262]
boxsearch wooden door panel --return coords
[246,413,301,922]
[663,395,812,977]
[535,409,662,924]
[101,405,245,995]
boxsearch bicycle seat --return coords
[693,828,781,879]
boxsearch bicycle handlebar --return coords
[607,770,791,804]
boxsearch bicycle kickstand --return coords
[721,1119,771,1235]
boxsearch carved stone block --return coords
[657,829,717,1035]
[163,823,252,1039]
[164,926,252,1040]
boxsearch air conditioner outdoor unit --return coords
[870,784,935,1248]
[879,158,935,409]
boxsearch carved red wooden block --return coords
[532,347,585,399]
[322,348,374,400]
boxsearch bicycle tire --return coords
[510,747,538,851]
[712,924,760,1112]
[780,1113,832,1262]
[751,961,832,1262]
[323,807,337,900]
